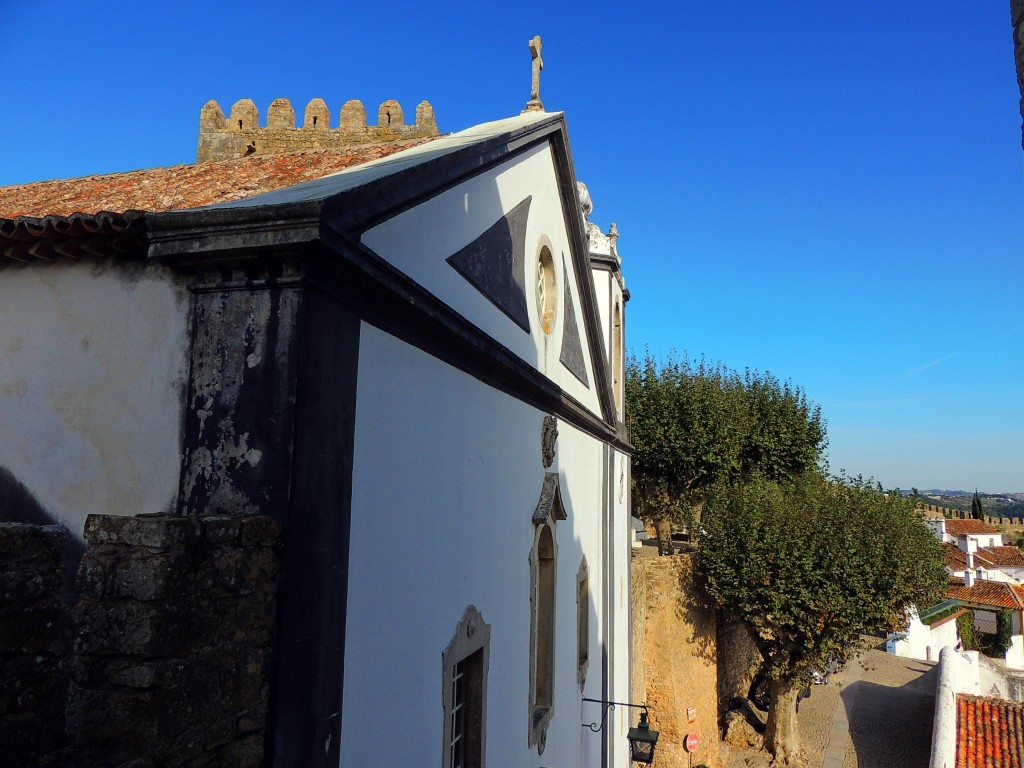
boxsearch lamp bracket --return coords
[581,698,649,733]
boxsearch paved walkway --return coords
[724,648,938,768]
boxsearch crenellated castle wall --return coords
[197,97,439,162]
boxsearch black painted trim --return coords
[146,113,628,448]
[270,294,360,768]
[309,229,631,453]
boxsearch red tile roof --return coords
[981,547,1024,568]
[942,543,1024,572]
[947,578,1024,610]
[0,139,434,219]
[945,543,968,571]
[946,520,1000,536]
[956,694,1024,768]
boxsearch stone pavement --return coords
[724,648,938,768]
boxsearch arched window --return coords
[529,469,565,752]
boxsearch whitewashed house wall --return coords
[0,259,189,535]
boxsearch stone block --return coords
[84,515,201,549]
[0,603,65,653]
[73,600,197,657]
[0,564,63,602]
[236,515,281,548]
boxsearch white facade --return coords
[1,111,634,768]
[887,607,960,662]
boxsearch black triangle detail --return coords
[559,256,589,387]
[446,196,532,332]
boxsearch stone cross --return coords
[526,35,544,112]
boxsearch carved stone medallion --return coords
[541,416,558,468]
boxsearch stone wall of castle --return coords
[197,97,439,162]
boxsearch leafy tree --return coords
[626,351,826,548]
[700,473,947,763]
[957,611,977,651]
[972,490,985,521]
[996,610,1013,656]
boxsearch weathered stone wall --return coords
[63,513,280,767]
[0,522,73,765]
[631,554,721,767]
[1013,0,1024,148]
[197,97,439,162]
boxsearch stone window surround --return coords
[529,471,567,753]
[442,605,490,768]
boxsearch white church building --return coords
[0,99,636,767]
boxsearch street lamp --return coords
[582,698,660,765]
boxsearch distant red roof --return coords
[945,519,1000,536]
[956,694,1024,768]
[0,139,433,219]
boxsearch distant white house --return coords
[890,518,1024,668]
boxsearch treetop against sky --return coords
[1,1,1020,491]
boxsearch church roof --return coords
[0,140,434,219]
[956,694,1024,768]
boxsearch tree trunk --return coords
[656,517,673,555]
[763,678,800,764]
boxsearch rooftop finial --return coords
[526,35,545,113]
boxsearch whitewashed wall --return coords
[0,259,189,536]
[888,610,959,662]
[341,325,629,768]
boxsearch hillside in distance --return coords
[918,490,1024,519]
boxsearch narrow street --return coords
[725,648,938,768]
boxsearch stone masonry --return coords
[632,554,722,767]
[0,523,74,766]
[197,97,439,162]
[57,513,281,768]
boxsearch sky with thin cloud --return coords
[1,1,1020,491]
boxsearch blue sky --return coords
[1,2,1021,492]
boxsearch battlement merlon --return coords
[196,97,439,163]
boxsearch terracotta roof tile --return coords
[981,547,1024,568]
[946,519,1000,536]
[956,694,1024,768]
[0,139,434,219]
[945,543,968,570]
[947,578,1024,610]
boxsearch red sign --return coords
[685,732,700,753]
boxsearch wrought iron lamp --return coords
[582,698,660,764]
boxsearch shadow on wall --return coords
[840,666,938,767]
[0,465,84,562]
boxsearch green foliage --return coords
[957,611,976,651]
[972,490,985,521]
[699,472,948,685]
[625,351,827,525]
[996,610,1013,655]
